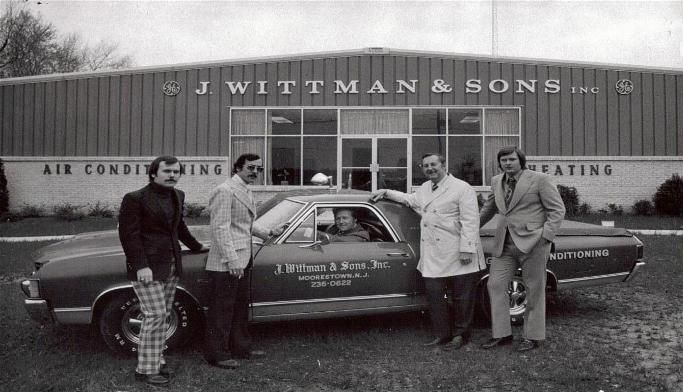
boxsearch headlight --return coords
[21,279,40,298]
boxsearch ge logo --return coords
[615,79,634,95]
[162,81,181,96]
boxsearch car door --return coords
[250,203,420,320]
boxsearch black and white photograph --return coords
[1,1,681,391]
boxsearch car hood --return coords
[32,226,214,266]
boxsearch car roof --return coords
[287,191,373,204]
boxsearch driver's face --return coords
[334,210,356,232]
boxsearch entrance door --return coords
[341,137,407,192]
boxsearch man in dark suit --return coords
[479,146,565,352]
[118,156,206,385]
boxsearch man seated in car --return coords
[324,208,370,242]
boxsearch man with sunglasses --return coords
[203,153,285,369]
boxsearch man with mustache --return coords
[203,153,286,369]
[371,153,486,350]
[118,155,207,386]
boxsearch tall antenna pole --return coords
[491,0,498,57]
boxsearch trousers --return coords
[203,268,252,362]
[487,233,552,340]
[131,267,179,374]
[424,271,481,342]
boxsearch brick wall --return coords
[3,156,681,214]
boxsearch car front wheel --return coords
[98,291,201,356]
[477,275,527,326]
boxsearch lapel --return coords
[422,175,451,209]
[494,175,507,212]
[505,170,532,212]
[229,177,256,216]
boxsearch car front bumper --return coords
[24,299,55,325]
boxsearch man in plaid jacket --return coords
[202,153,286,369]
[118,156,207,386]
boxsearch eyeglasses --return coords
[418,163,442,169]
[245,165,264,173]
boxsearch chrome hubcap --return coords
[121,303,179,344]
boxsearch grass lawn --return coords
[3,233,680,391]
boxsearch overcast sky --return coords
[24,0,683,70]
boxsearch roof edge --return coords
[1,47,681,85]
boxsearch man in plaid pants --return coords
[119,156,207,385]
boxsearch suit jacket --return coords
[118,183,203,281]
[387,174,486,277]
[205,175,268,272]
[480,169,566,257]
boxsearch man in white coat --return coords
[372,153,485,349]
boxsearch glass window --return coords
[316,206,392,242]
[303,109,337,135]
[412,136,446,185]
[377,138,406,167]
[448,136,483,186]
[255,199,305,232]
[485,109,519,135]
[448,109,481,135]
[232,109,265,135]
[340,109,409,135]
[412,109,446,135]
[303,136,337,185]
[267,137,301,185]
[268,109,301,135]
[285,212,315,243]
[342,138,372,167]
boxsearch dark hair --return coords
[148,156,180,182]
[496,146,527,170]
[420,152,446,165]
[233,153,261,174]
[333,207,357,220]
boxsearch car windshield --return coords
[256,199,305,229]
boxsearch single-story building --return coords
[0,48,681,212]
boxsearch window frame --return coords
[229,106,521,191]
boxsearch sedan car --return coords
[21,191,645,355]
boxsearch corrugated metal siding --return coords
[0,54,681,157]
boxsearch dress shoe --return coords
[517,338,541,352]
[234,350,266,359]
[159,363,173,377]
[481,335,513,349]
[439,335,466,350]
[207,359,239,369]
[134,372,169,385]
[423,337,451,347]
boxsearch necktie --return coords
[431,183,438,192]
[505,176,516,208]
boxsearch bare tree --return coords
[0,2,133,78]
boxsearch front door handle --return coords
[386,253,409,257]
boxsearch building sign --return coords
[41,163,224,176]
[189,78,604,96]
[528,164,613,176]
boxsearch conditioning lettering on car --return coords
[549,249,610,261]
